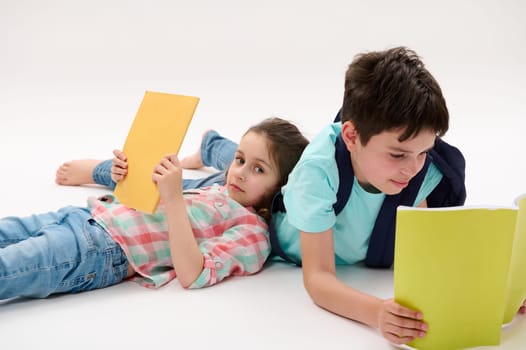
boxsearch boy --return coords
[272,47,452,344]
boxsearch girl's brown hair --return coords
[245,117,309,220]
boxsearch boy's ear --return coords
[341,120,359,151]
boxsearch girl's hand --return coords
[378,299,428,345]
[111,149,128,183]
[152,154,183,202]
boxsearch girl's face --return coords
[342,121,436,195]
[225,131,279,208]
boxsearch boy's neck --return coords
[359,181,381,194]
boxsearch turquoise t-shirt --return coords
[272,123,442,265]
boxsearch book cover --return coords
[394,194,526,350]
[114,91,199,214]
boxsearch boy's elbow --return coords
[302,269,324,304]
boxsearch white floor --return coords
[1,1,525,349]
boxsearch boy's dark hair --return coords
[341,46,449,144]
[245,117,309,219]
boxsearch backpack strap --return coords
[334,109,342,122]
[364,157,430,267]
[426,138,466,207]
[333,134,354,215]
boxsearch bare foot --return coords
[179,130,210,169]
[55,159,102,186]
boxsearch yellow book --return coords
[394,194,526,350]
[114,91,199,214]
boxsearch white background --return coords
[1,1,525,349]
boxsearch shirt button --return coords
[215,261,223,269]
[217,202,223,207]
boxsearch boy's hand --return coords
[111,149,128,183]
[519,299,526,315]
[378,299,427,345]
[152,154,183,201]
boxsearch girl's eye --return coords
[254,166,264,174]
[235,157,245,165]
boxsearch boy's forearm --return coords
[164,196,204,288]
[304,270,381,329]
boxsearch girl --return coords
[0,117,308,300]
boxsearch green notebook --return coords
[394,194,526,349]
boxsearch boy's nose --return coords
[401,157,424,177]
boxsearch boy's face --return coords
[225,131,279,207]
[342,121,436,195]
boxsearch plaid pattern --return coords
[87,184,270,289]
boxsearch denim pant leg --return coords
[201,130,238,170]
[93,159,116,190]
[0,206,129,300]
[182,171,226,189]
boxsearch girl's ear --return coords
[341,120,360,152]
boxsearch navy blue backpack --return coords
[269,110,466,268]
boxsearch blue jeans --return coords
[0,206,129,300]
[93,130,238,190]
[199,129,237,170]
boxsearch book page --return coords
[394,206,518,350]
[503,194,526,323]
[114,91,199,213]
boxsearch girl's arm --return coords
[187,223,270,288]
[154,154,269,289]
[153,155,204,288]
[300,229,427,345]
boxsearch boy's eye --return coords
[390,153,405,159]
[235,157,245,165]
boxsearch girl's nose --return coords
[236,167,247,181]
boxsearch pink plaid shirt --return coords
[87,184,270,289]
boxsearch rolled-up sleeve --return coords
[188,222,270,289]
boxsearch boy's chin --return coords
[382,185,404,196]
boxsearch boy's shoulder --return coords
[285,123,343,191]
[301,123,342,160]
